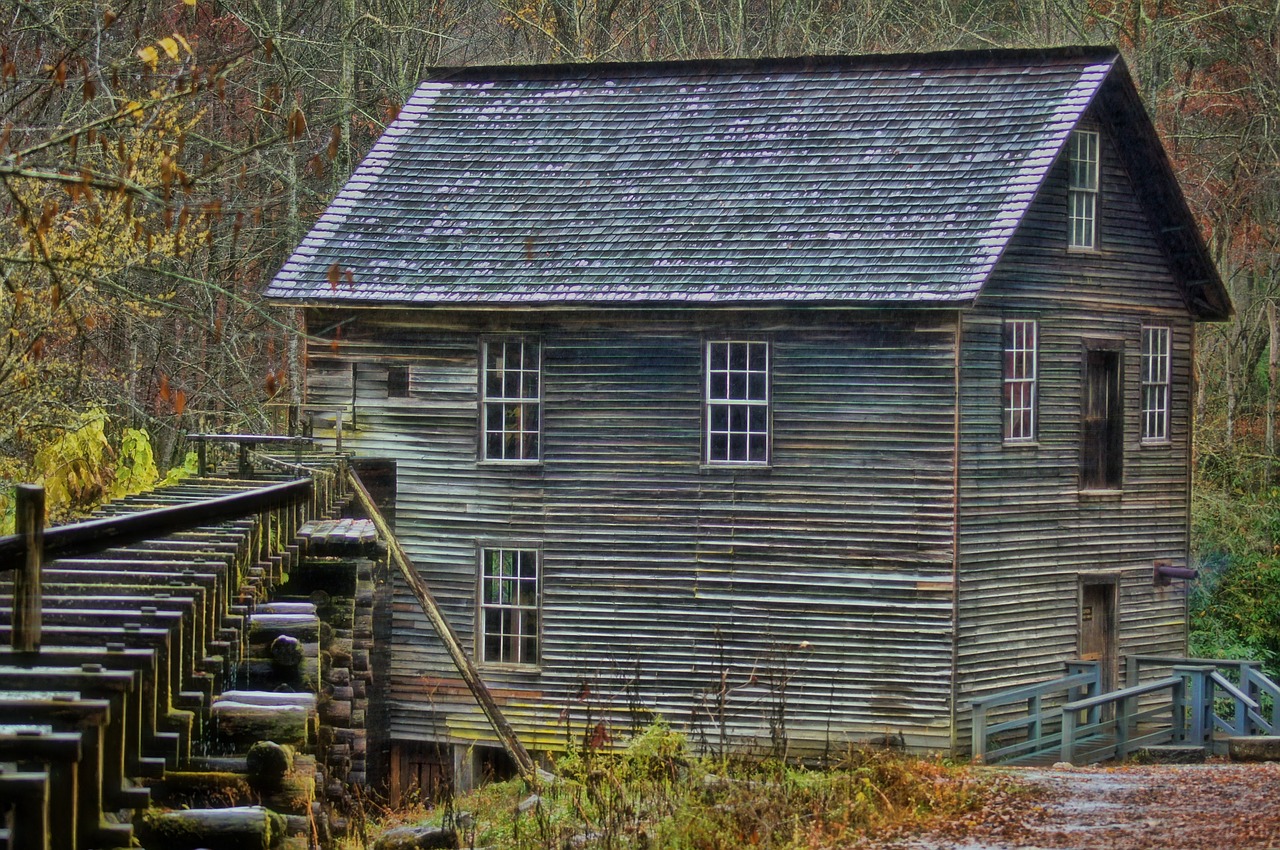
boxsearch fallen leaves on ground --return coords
[857,762,1280,850]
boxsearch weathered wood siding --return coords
[955,117,1194,748]
[304,310,960,756]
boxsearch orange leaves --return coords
[286,107,307,142]
[156,374,188,415]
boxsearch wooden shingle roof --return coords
[266,47,1227,318]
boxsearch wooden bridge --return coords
[972,656,1280,766]
[0,444,379,850]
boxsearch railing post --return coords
[197,437,208,477]
[13,484,45,652]
[1177,665,1214,747]
[1116,692,1131,758]
[972,700,987,764]
[1062,704,1077,764]
[1125,655,1140,688]
[1171,676,1187,742]
[1028,694,1042,752]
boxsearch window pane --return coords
[729,344,747,371]
[709,343,727,371]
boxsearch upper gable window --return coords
[1003,320,1038,442]
[1141,326,1171,443]
[706,340,769,464]
[482,339,541,461]
[1068,130,1100,250]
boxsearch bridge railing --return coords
[978,656,1280,764]
[1060,674,1186,764]
[971,661,1100,764]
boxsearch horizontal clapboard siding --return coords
[954,116,1193,750]
[305,309,960,754]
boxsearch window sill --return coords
[476,459,543,468]
[1002,439,1040,449]
[476,662,542,676]
[1079,488,1123,501]
[701,463,772,473]
[1139,439,1173,449]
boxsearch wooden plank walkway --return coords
[0,452,377,849]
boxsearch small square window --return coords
[706,340,769,464]
[479,548,540,665]
[387,365,410,398]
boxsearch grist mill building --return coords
[267,47,1230,794]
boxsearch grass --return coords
[349,723,1013,850]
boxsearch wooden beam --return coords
[13,484,44,653]
[344,468,538,782]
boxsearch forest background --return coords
[2,0,1279,669]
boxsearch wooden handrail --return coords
[0,478,313,564]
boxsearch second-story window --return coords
[1069,129,1100,250]
[706,340,769,464]
[482,339,540,461]
[1003,320,1038,442]
[1141,326,1171,443]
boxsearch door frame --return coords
[1078,573,1120,694]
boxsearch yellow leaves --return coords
[138,32,192,71]
[159,38,181,62]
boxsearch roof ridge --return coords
[421,45,1119,83]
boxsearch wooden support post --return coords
[197,439,208,477]
[13,483,44,652]
[238,442,253,478]
[345,469,539,783]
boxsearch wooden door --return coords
[1079,580,1118,694]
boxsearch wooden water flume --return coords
[0,447,385,849]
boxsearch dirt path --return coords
[866,762,1280,850]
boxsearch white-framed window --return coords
[1141,326,1171,443]
[479,547,540,665]
[1003,320,1038,442]
[481,339,540,461]
[1069,130,1100,249]
[706,340,769,464]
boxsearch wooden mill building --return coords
[266,47,1230,791]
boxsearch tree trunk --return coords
[1269,301,1278,457]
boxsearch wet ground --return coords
[863,762,1280,850]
